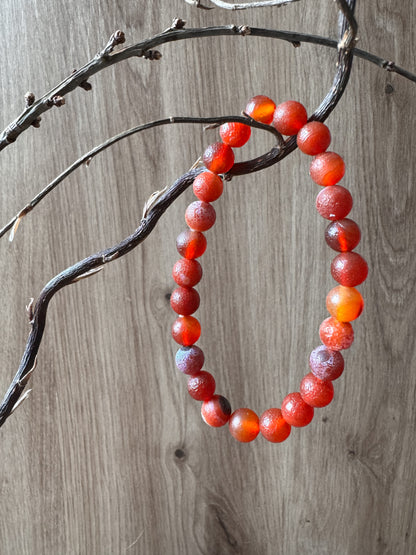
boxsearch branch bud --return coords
[24,92,35,108]
[144,50,162,61]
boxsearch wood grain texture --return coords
[0,1,415,553]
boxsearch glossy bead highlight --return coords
[176,230,207,259]
[245,95,276,124]
[229,408,260,442]
[171,315,201,346]
[326,285,364,322]
[325,219,361,252]
[203,142,235,174]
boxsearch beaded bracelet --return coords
[170,95,367,443]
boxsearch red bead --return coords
[272,100,307,136]
[245,95,276,124]
[185,201,216,232]
[219,122,251,147]
[309,345,344,381]
[172,258,202,287]
[175,345,204,375]
[319,316,354,351]
[228,408,260,442]
[172,315,201,346]
[259,408,291,443]
[281,392,314,427]
[316,185,353,220]
[170,286,200,315]
[201,395,232,427]
[203,142,235,174]
[325,218,361,252]
[300,373,334,408]
[193,171,224,202]
[309,152,345,186]
[176,230,207,259]
[326,285,364,322]
[187,371,216,401]
[331,252,368,287]
[297,122,331,155]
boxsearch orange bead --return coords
[188,371,216,401]
[300,373,334,407]
[310,152,345,186]
[203,142,235,174]
[245,95,276,124]
[326,285,364,322]
[229,408,260,442]
[297,122,331,155]
[176,230,207,259]
[272,100,308,136]
[319,317,354,350]
[185,201,216,232]
[259,408,291,443]
[201,395,232,427]
[219,122,251,147]
[193,171,224,202]
[281,392,314,427]
[171,315,201,346]
[170,286,200,315]
[172,258,202,287]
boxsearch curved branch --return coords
[0,115,282,241]
[1,20,415,152]
[0,0,357,428]
[205,0,300,9]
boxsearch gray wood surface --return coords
[0,1,415,554]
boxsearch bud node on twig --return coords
[47,95,66,107]
[24,92,36,108]
[143,50,162,60]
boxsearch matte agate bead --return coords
[300,373,334,407]
[229,408,260,442]
[170,286,200,315]
[176,230,207,259]
[325,219,361,252]
[172,258,202,287]
[316,185,353,220]
[319,316,354,350]
[203,142,235,174]
[185,201,216,232]
[309,345,344,381]
[281,392,314,427]
[326,285,364,322]
[310,152,345,186]
[172,315,201,346]
[175,345,204,375]
[188,371,216,401]
[193,171,224,202]
[297,122,331,155]
[201,395,232,427]
[331,252,368,287]
[259,408,291,443]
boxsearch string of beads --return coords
[170,95,367,443]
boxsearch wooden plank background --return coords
[0,1,415,553]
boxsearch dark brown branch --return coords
[0,115,282,241]
[0,19,415,151]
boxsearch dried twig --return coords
[200,0,300,9]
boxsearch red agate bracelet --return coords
[170,96,368,443]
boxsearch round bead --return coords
[175,345,204,375]
[172,258,202,287]
[176,230,207,259]
[172,315,201,346]
[185,201,216,232]
[281,392,314,427]
[201,395,232,427]
[259,408,291,443]
[170,286,200,315]
[309,345,344,381]
[245,95,276,124]
[319,316,354,350]
[193,171,224,202]
[297,122,331,155]
[187,371,216,401]
[316,185,353,220]
[325,218,361,252]
[272,100,308,136]
[300,373,334,408]
[228,408,260,442]
[203,142,235,174]
[309,152,345,186]
[331,252,368,287]
[326,285,364,322]
[219,122,251,147]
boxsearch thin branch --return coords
[0,1,357,429]
[0,115,282,241]
[205,0,300,9]
[0,22,415,152]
